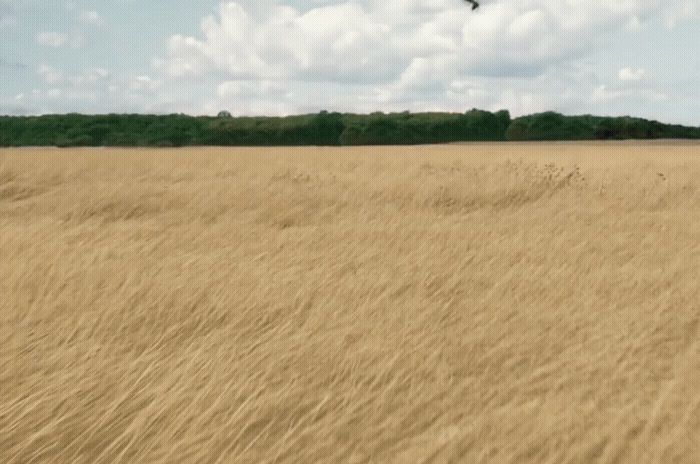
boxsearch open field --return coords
[1,142,700,463]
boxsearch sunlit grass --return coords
[1,142,699,463]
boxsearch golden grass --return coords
[1,142,700,463]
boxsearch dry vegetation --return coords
[1,142,700,463]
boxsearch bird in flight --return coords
[464,0,480,10]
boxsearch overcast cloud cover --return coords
[1,0,698,124]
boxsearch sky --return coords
[1,0,699,124]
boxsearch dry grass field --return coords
[1,142,700,463]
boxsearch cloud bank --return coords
[151,0,697,118]
[2,0,699,124]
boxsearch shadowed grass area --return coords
[1,142,700,463]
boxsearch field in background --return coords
[1,143,700,463]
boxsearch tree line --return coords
[1,110,698,147]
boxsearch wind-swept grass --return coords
[1,142,699,463]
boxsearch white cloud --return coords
[164,0,678,91]
[38,65,64,84]
[46,88,63,99]
[78,10,103,26]
[90,68,110,79]
[130,75,162,91]
[165,2,394,81]
[625,15,642,32]
[665,0,700,28]
[147,0,699,121]
[6,0,697,123]
[591,82,668,105]
[36,31,68,48]
[592,84,623,102]
[217,79,286,98]
[66,89,98,101]
[36,28,84,48]
[70,67,110,86]
[618,67,645,82]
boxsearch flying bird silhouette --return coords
[464,0,480,10]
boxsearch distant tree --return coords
[1,110,697,148]
[217,111,232,118]
[310,111,344,145]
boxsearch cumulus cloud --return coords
[69,68,110,86]
[158,0,696,115]
[153,1,700,120]
[36,31,68,48]
[217,80,287,98]
[38,65,64,84]
[618,67,645,82]
[78,10,103,26]
[7,0,698,121]
[130,75,162,91]
[46,88,63,99]
[165,2,394,82]
[33,65,112,102]
[165,0,675,84]
[665,0,700,28]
